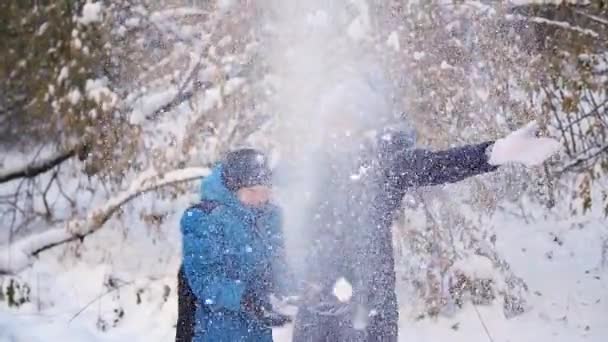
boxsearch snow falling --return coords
[1,1,607,342]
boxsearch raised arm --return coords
[384,120,561,191]
[379,129,497,192]
[401,141,498,187]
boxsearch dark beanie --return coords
[221,148,272,192]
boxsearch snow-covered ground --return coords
[1,208,605,342]
[394,212,607,342]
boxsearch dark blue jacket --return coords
[292,132,497,341]
[180,165,288,342]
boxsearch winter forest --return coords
[1,0,607,341]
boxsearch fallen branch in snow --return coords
[0,144,84,184]
[0,167,210,275]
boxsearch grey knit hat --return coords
[221,149,272,192]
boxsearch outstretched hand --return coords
[488,121,561,167]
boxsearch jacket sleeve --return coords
[180,208,246,312]
[387,141,498,189]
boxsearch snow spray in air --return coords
[262,1,395,281]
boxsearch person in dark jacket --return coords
[179,149,292,342]
[289,75,561,341]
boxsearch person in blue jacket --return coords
[178,148,292,342]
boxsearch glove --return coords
[488,121,561,167]
[241,288,292,327]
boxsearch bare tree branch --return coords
[0,166,210,275]
[558,143,608,175]
[41,170,58,220]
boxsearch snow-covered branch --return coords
[143,52,205,122]
[0,166,210,275]
[573,9,608,27]
[505,14,601,38]
[0,145,83,184]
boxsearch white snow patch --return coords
[347,17,370,41]
[72,37,83,50]
[85,78,118,111]
[475,88,489,101]
[306,10,330,28]
[0,311,105,342]
[413,51,426,61]
[452,254,496,279]
[198,65,219,83]
[125,17,140,28]
[440,61,454,70]
[387,31,400,51]
[347,0,372,41]
[116,25,127,37]
[79,2,103,25]
[129,88,178,125]
[199,87,223,111]
[67,89,82,105]
[218,35,233,47]
[58,67,69,83]
[224,77,245,95]
[36,22,49,36]
[332,277,353,303]
[218,0,236,12]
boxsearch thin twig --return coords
[68,280,134,323]
[473,304,495,342]
[558,143,608,175]
[41,170,58,220]
[54,167,76,209]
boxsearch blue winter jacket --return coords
[180,165,288,342]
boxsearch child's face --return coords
[236,185,272,207]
